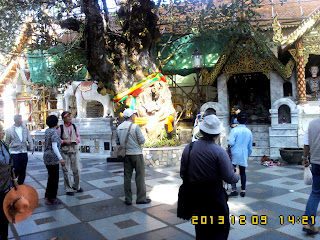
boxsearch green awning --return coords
[157,34,225,76]
[27,46,87,86]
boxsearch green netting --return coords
[27,46,87,86]
[157,34,225,76]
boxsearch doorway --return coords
[227,73,271,124]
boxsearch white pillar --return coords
[3,84,17,129]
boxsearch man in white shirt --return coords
[5,115,33,185]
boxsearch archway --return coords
[86,100,103,118]
[227,73,271,124]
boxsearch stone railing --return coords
[143,145,186,167]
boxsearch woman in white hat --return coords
[180,115,239,240]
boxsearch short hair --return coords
[203,108,216,117]
[234,105,242,111]
[14,115,22,122]
[237,113,247,124]
[46,115,59,128]
[200,129,220,141]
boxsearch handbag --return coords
[117,123,133,162]
[177,142,194,220]
[304,165,313,185]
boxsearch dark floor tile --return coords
[20,223,105,240]
[69,198,138,221]
[244,184,289,199]
[242,200,305,229]
[100,185,125,198]
[80,171,114,181]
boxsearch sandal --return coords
[303,224,318,234]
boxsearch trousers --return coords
[231,165,246,191]
[11,153,28,185]
[61,151,81,192]
[0,191,9,240]
[305,163,320,225]
[124,154,146,203]
[45,164,60,200]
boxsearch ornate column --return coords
[296,40,307,104]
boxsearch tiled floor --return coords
[8,153,320,239]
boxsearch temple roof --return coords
[156,0,320,34]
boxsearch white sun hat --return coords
[199,115,222,134]
[123,108,137,118]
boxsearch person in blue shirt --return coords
[228,113,252,197]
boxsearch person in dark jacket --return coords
[180,115,239,240]
[230,105,242,128]
[0,124,12,239]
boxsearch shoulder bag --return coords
[177,142,194,220]
[117,123,133,162]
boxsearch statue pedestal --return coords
[31,117,116,159]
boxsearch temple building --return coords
[159,1,320,159]
[1,0,320,161]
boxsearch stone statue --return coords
[306,66,320,99]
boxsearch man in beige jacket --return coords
[5,114,33,185]
[116,108,151,205]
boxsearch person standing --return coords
[180,115,239,240]
[116,108,151,205]
[228,113,252,197]
[0,124,12,239]
[44,115,65,205]
[230,105,242,128]
[5,114,33,185]
[57,111,83,196]
[302,114,320,234]
[192,107,216,142]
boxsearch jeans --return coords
[231,165,246,191]
[305,164,320,225]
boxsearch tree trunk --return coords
[82,0,176,142]
[82,0,115,85]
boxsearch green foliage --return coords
[142,130,181,148]
[0,0,80,53]
[48,49,87,85]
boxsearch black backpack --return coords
[60,124,77,140]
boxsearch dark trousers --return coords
[45,164,60,200]
[124,155,146,203]
[11,153,28,185]
[191,182,230,240]
[0,191,9,240]
[232,165,246,191]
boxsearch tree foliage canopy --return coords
[0,0,266,87]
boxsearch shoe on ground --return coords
[229,191,238,197]
[73,187,84,193]
[124,201,132,205]
[303,224,319,234]
[136,199,151,204]
[240,192,246,197]
[46,199,62,205]
[66,192,74,196]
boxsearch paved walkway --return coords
[7,153,320,240]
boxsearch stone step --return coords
[250,147,270,161]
